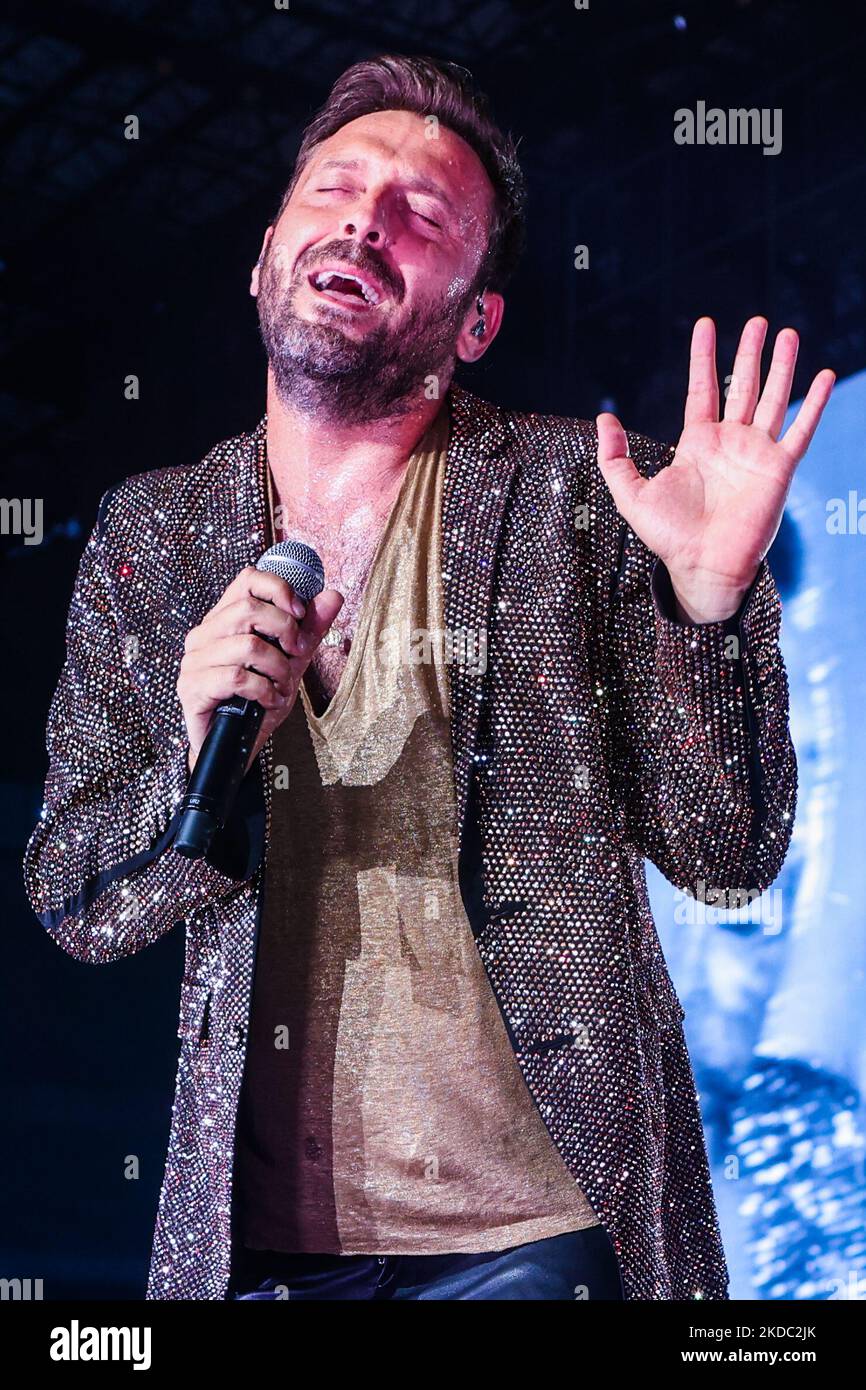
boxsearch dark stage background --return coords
[2,0,865,1299]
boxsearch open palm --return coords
[596,317,835,622]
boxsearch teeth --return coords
[313,270,380,305]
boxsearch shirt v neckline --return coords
[297,413,444,739]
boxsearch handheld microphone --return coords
[172,539,325,860]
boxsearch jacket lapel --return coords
[219,417,271,594]
[211,417,275,826]
[442,381,517,835]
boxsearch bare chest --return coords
[280,526,386,708]
[271,461,412,709]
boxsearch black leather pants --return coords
[227,1224,625,1301]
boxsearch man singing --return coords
[25,54,833,1301]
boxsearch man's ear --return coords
[249,226,275,297]
[455,286,505,363]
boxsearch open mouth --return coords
[308,268,384,310]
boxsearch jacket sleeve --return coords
[589,428,797,900]
[23,514,264,964]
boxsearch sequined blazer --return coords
[24,381,796,1300]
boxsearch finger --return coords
[723,316,768,424]
[188,595,300,655]
[684,316,719,426]
[183,632,295,692]
[595,413,647,528]
[181,665,290,713]
[778,369,836,465]
[596,410,630,467]
[211,565,306,621]
[752,327,799,438]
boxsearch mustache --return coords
[292,240,404,302]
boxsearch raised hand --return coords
[595,316,835,623]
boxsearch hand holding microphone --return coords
[174,541,343,857]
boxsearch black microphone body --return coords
[173,540,325,859]
[172,694,266,859]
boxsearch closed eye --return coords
[408,203,443,228]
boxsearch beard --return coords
[256,239,476,425]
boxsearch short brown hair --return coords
[275,53,527,295]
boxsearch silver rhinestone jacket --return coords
[23,381,796,1300]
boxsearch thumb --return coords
[302,587,344,644]
[595,412,646,525]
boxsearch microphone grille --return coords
[256,539,325,603]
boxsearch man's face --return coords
[254,109,497,421]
